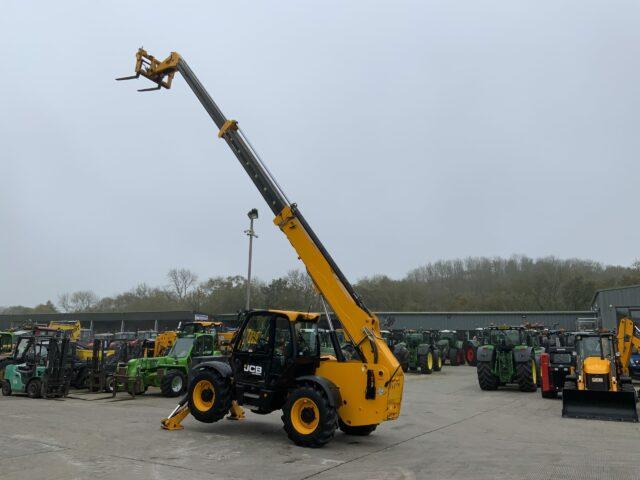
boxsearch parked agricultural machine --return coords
[476,326,541,392]
[392,331,442,374]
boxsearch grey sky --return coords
[1,1,639,307]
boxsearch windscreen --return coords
[577,336,612,359]
[169,337,194,358]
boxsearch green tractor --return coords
[115,331,221,397]
[476,326,540,392]
[392,330,442,374]
[1,331,74,398]
[436,330,465,366]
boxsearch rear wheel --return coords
[449,348,459,366]
[26,379,42,399]
[477,362,498,390]
[338,418,377,436]
[188,370,232,423]
[1,380,11,396]
[516,359,537,392]
[420,352,434,374]
[433,351,442,372]
[161,370,187,397]
[282,385,336,448]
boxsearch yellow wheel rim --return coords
[427,352,433,370]
[438,355,442,368]
[290,397,320,435]
[531,360,537,384]
[192,379,215,412]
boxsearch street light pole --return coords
[245,208,259,310]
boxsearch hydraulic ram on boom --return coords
[118,49,404,447]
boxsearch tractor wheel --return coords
[433,351,442,372]
[401,362,408,373]
[465,346,477,366]
[282,385,336,448]
[338,418,377,436]
[449,348,459,366]
[477,362,499,390]
[457,349,465,365]
[188,370,232,423]
[104,376,115,393]
[420,352,433,374]
[26,379,42,399]
[161,370,187,397]
[516,359,537,392]
[1,380,11,396]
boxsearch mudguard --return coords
[476,345,494,363]
[296,375,341,407]
[513,347,532,363]
[417,344,431,356]
[190,360,232,379]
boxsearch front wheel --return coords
[338,418,377,436]
[465,346,477,366]
[27,379,42,399]
[188,370,232,423]
[161,370,187,397]
[282,386,337,448]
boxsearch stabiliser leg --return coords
[161,396,190,430]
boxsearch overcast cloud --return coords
[1,1,639,307]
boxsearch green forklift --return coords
[1,330,73,398]
[114,330,222,397]
[476,326,540,392]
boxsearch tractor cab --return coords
[178,321,221,335]
[488,326,523,351]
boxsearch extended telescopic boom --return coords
[117,49,397,371]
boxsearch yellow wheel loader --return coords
[117,49,404,447]
[562,327,638,422]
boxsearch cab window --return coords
[294,322,319,357]
[238,315,272,354]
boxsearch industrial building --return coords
[591,284,640,329]
[0,309,596,332]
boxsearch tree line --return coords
[2,256,639,315]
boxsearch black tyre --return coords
[393,345,409,373]
[161,369,187,397]
[282,385,337,448]
[188,370,232,423]
[541,389,558,399]
[420,351,434,375]
[76,368,90,390]
[26,379,42,399]
[516,359,537,392]
[104,376,115,393]
[477,362,499,390]
[338,418,377,436]
[449,348,459,366]
[433,350,442,372]
[1,380,11,396]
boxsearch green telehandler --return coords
[114,330,222,397]
[476,326,541,392]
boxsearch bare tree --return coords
[167,268,199,301]
[58,290,99,312]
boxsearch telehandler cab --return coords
[118,48,404,447]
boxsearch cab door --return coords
[232,313,274,387]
